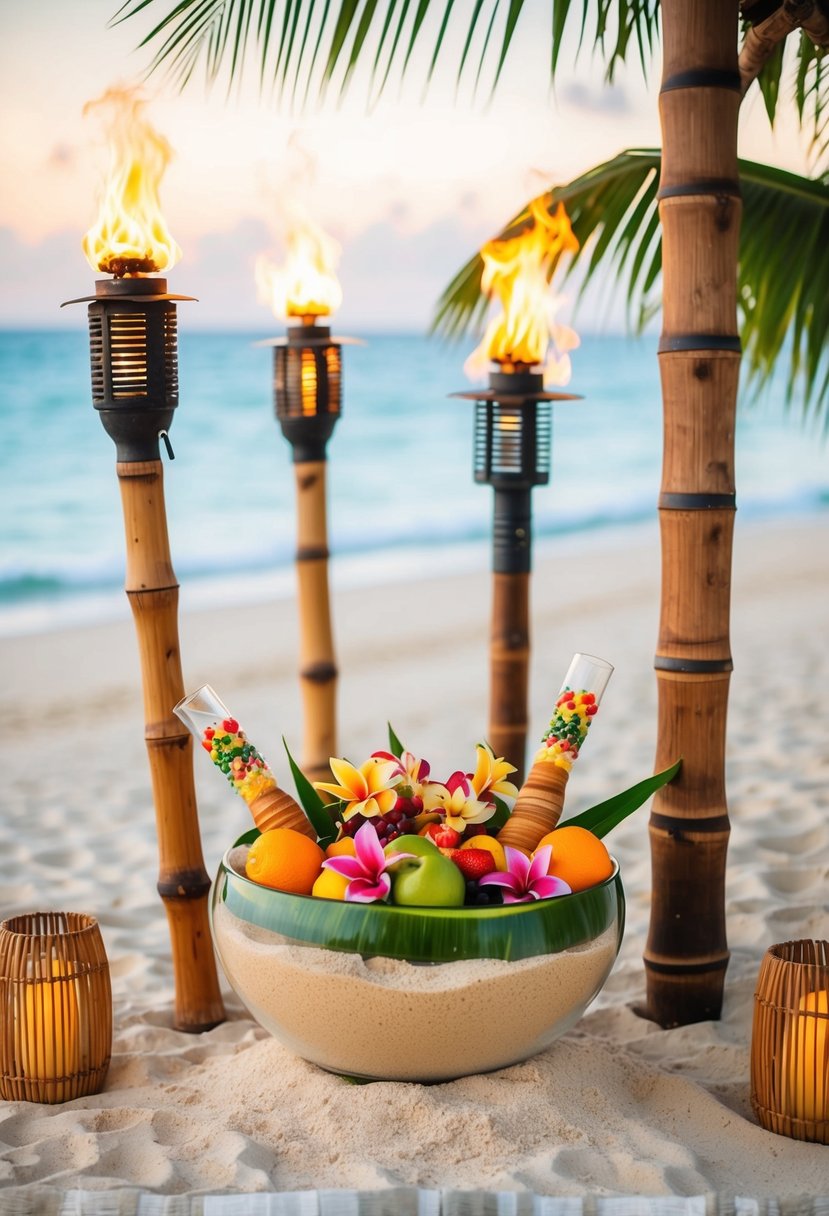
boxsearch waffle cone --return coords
[249,787,316,839]
[497,760,570,854]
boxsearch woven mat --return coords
[0,1192,827,1216]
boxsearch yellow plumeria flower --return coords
[315,756,400,821]
[423,772,495,833]
[471,742,519,801]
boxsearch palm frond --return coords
[113,0,659,100]
[753,27,829,167]
[432,150,829,425]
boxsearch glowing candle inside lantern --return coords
[18,959,81,1101]
[786,989,829,1122]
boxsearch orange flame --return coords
[465,197,580,386]
[82,87,181,278]
[255,215,342,322]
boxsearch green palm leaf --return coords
[432,149,829,424]
[113,0,659,100]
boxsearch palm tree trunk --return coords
[643,0,741,1026]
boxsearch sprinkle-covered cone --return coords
[249,787,316,839]
[498,760,570,853]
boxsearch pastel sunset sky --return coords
[0,1,815,331]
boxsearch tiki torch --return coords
[256,218,353,785]
[451,199,581,786]
[63,87,224,1032]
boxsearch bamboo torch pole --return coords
[117,457,226,1031]
[64,278,224,1032]
[451,375,579,786]
[272,322,342,786]
[643,0,741,1027]
[293,459,337,781]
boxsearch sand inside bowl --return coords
[211,899,619,1082]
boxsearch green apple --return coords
[384,834,441,860]
[390,850,466,908]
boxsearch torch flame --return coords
[255,215,343,322]
[465,196,580,386]
[82,86,181,279]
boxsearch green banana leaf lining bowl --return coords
[210,830,625,1083]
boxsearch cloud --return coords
[561,81,631,116]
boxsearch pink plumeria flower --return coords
[478,845,571,904]
[322,821,415,903]
[422,770,495,833]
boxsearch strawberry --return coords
[448,848,496,881]
[423,823,462,849]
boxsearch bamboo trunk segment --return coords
[294,461,337,786]
[644,0,741,1028]
[489,572,530,784]
[497,761,569,854]
[117,460,225,1033]
[250,787,317,839]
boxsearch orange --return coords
[245,827,324,894]
[325,837,357,859]
[533,825,613,893]
[460,834,506,871]
[312,867,350,901]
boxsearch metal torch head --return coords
[63,277,195,462]
[451,368,581,492]
[273,323,342,463]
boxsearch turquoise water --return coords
[0,329,826,636]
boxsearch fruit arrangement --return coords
[177,656,681,914]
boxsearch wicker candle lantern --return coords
[0,912,112,1104]
[751,938,829,1143]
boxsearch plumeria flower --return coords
[423,771,495,833]
[314,755,401,821]
[322,821,414,903]
[479,845,571,904]
[470,742,519,802]
[371,749,430,800]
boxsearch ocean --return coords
[1,329,826,637]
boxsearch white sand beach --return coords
[0,514,828,1205]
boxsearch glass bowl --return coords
[210,832,625,1083]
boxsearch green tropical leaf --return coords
[485,793,511,832]
[387,722,405,758]
[565,758,681,839]
[752,28,829,163]
[113,0,659,99]
[432,148,829,424]
[282,736,338,845]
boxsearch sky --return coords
[0,0,817,333]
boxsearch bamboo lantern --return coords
[451,370,579,785]
[0,913,111,1104]
[176,684,315,839]
[751,939,829,1144]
